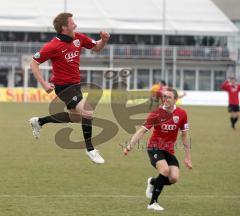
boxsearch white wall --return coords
[181,91,230,106]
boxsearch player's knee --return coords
[160,167,170,176]
[69,112,82,122]
[82,110,93,119]
[169,176,179,184]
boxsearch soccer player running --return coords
[29,13,110,164]
[221,76,240,130]
[124,87,192,211]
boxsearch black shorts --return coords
[147,149,179,168]
[54,84,83,110]
[228,104,240,113]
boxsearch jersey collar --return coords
[56,33,74,43]
[162,104,176,112]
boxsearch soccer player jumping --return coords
[221,76,240,130]
[124,87,192,211]
[29,13,110,164]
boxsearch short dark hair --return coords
[166,87,178,99]
[160,80,167,86]
[53,12,73,34]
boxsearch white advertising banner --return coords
[181,91,230,106]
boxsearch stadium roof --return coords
[0,0,238,36]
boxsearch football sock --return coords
[163,176,172,185]
[233,117,238,126]
[150,177,156,185]
[230,117,235,128]
[150,176,171,186]
[82,118,94,152]
[38,112,71,126]
[150,174,166,204]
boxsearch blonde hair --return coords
[53,12,73,34]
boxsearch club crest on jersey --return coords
[173,116,179,123]
[73,39,80,47]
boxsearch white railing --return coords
[0,41,232,61]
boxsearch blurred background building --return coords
[0,0,239,91]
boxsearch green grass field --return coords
[0,102,240,216]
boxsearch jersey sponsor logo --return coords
[65,51,80,62]
[73,39,80,47]
[161,124,177,131]
[173,116,179,123]
[34,52,40,59]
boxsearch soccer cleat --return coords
[147,202,164,211]
[146,177,154,199]
[29,117,41,139]
[86,149,105,164]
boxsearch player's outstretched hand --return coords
[184,158,193,170]
[100,31,110,42]
[43,82,55,94]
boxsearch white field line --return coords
[0,194,239,199]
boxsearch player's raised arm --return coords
[178,92,187,99]
[220,79,229,91]
[181,130,192,169]
[92,31,110,52]
[124,127,148,155]
[30,59,54,93]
